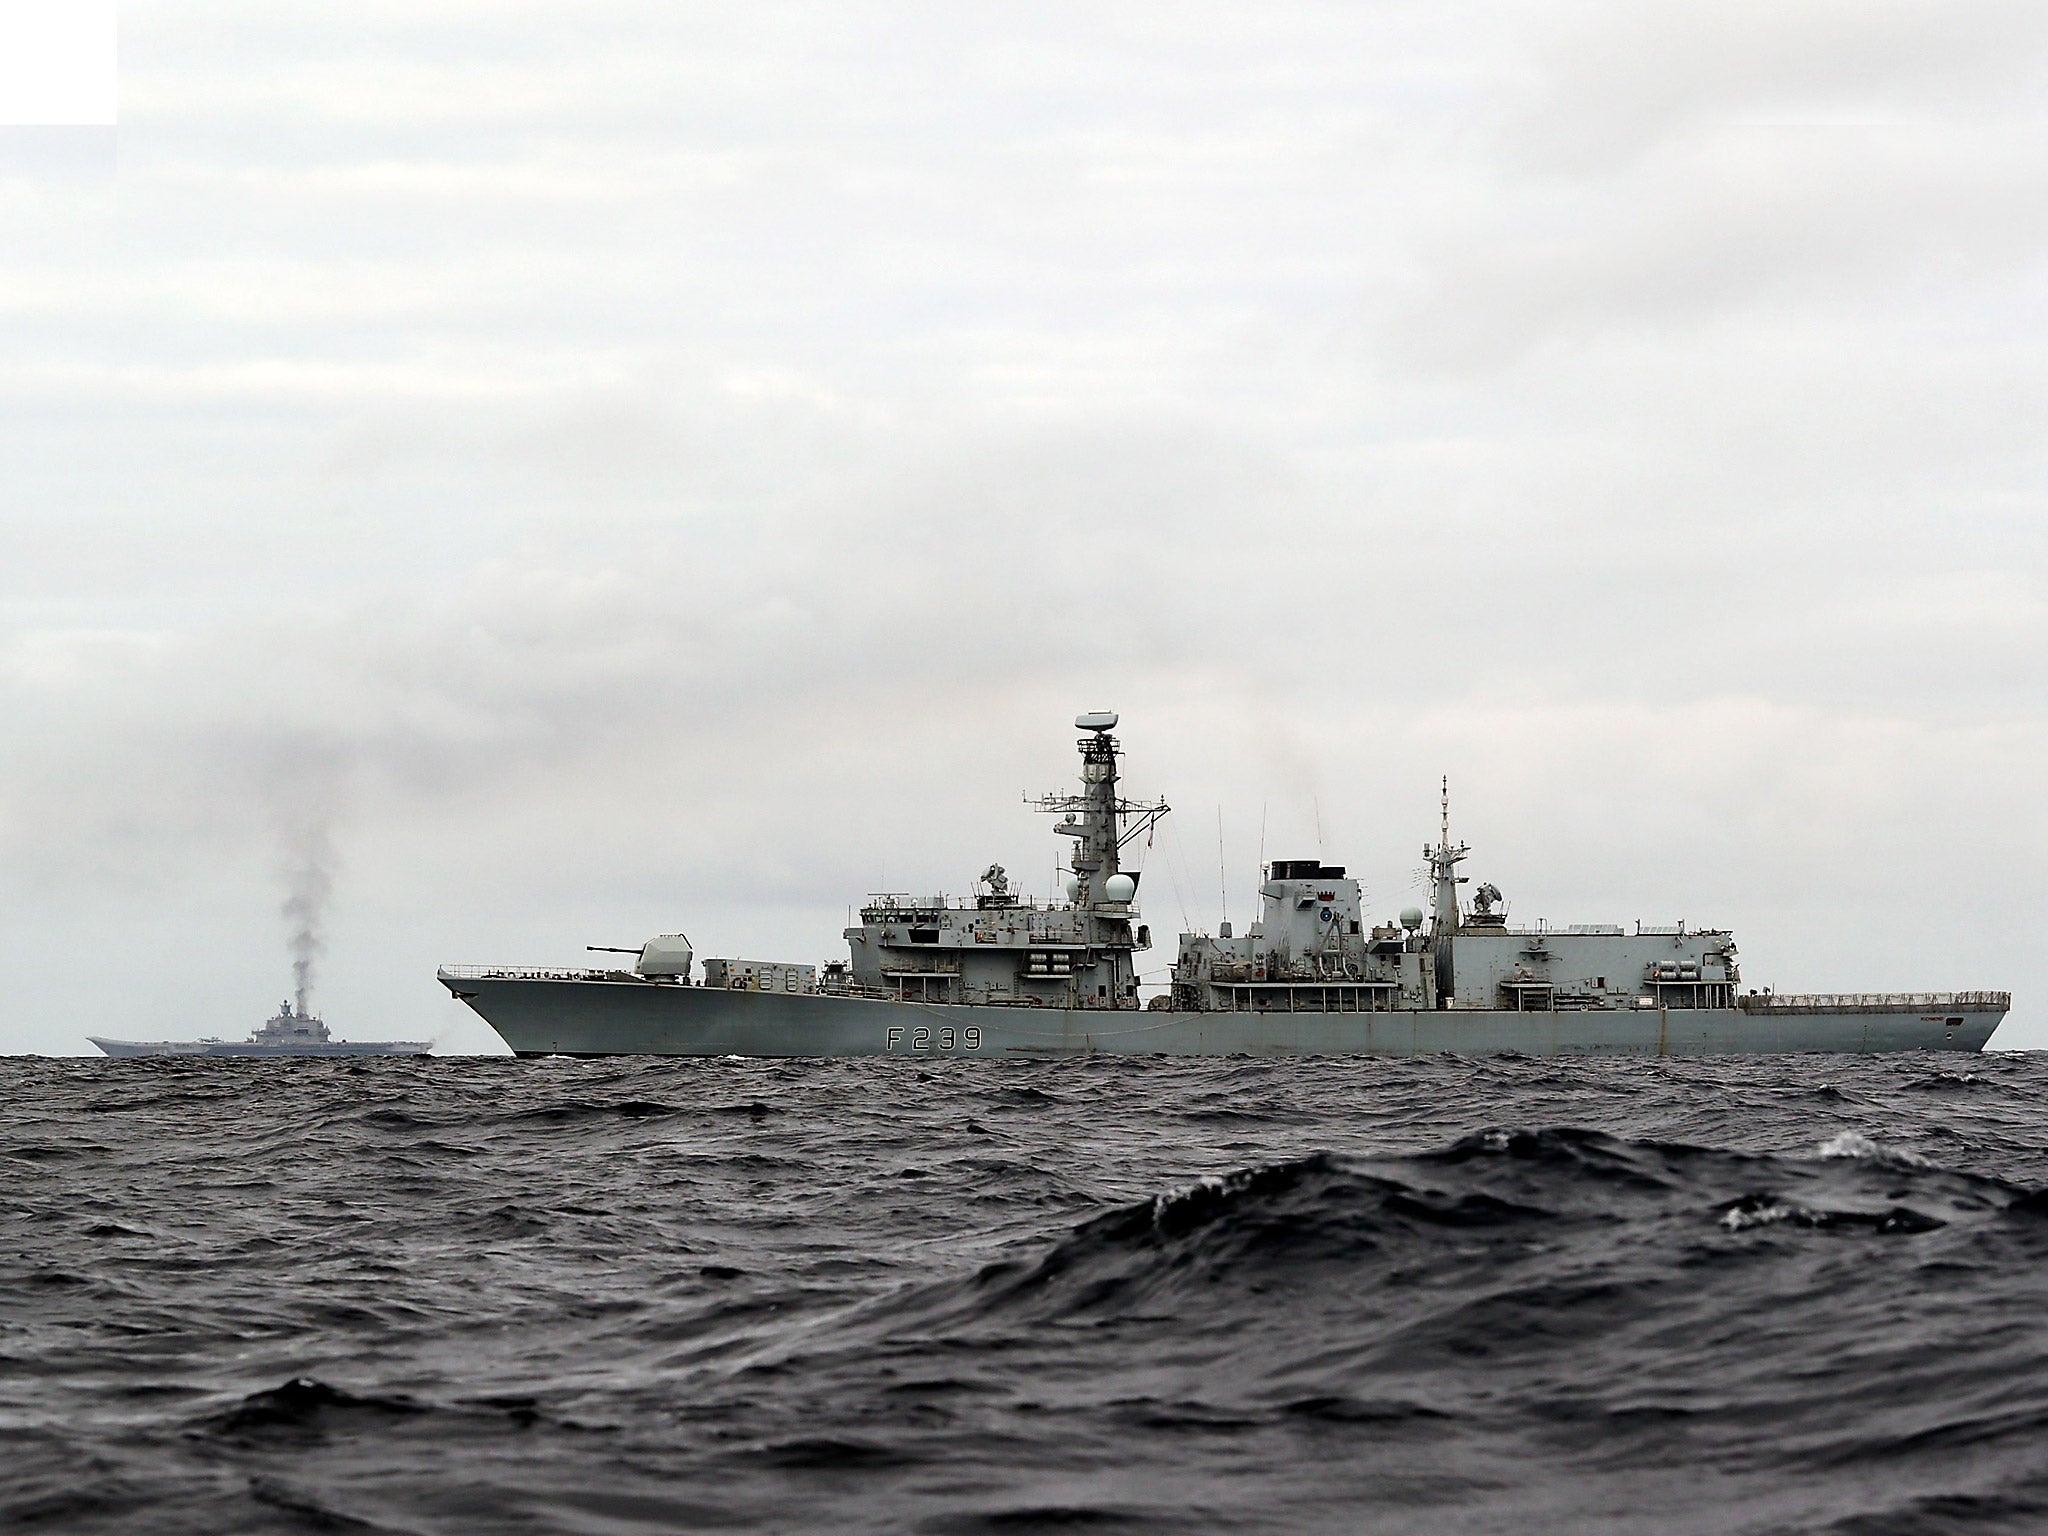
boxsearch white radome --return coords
[1103,873,1137,904]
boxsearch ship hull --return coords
[439,974,2003,1058]
[88,1038,431,1058]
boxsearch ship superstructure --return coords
[438,714,2009,1058]
[827,712,1167,1010]
[1169,785,1739,1017]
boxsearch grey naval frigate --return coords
[439,712,2008,1059]
[89,997,431,1058]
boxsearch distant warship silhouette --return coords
[90,995,429,1058]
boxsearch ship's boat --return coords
[90,998,430,1058]
[438,715,2008,1058]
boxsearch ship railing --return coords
[1737,991,2010,1015]
[819,981,895,1001]
[438,965,634,982]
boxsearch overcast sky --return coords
[3,0,2043,1055]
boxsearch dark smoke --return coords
[280,824,336,1016]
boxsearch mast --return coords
[1028,712,1170,1008]
[1425,775,1469,1008]
[1030,712,1168,908]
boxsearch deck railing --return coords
[437,965,631,982]
[1737,991,2009,1015]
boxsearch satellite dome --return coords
[1103,873,1137,904]
[1065,875,1082,902]
[1399,906,1425,931]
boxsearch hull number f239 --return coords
[886,1027,982,1053]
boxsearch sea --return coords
[8,1051,2048,1535]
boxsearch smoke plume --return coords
[280,823,336,1016]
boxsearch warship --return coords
[439,713,2008,1058]
[89,996,431,1058]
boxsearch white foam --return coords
[1816,1131,1932,1167]
[1721,1202,1796,1232]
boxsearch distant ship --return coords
[439,712,2009,1059]
[89,997,430,1058]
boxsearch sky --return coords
[2,0,2043,1055]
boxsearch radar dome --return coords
[1065,875,1082,902]
[1103,873,1137,904]
[1399,906,1424,931]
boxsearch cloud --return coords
[2,1,2044,1052]
[1506,0,2048,171]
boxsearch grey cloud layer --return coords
[2,1,2042,1052]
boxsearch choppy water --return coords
[9,1053,2048,1533]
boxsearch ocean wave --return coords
[1716,1193,1944,1234]
[1815,1129,1936,1167]
[202,1377,547,1444]
[799,1127,2032,1377]
[1905,1070,1988,1093]
[495,1099,691,1124]
[18,1055,2048,1534]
